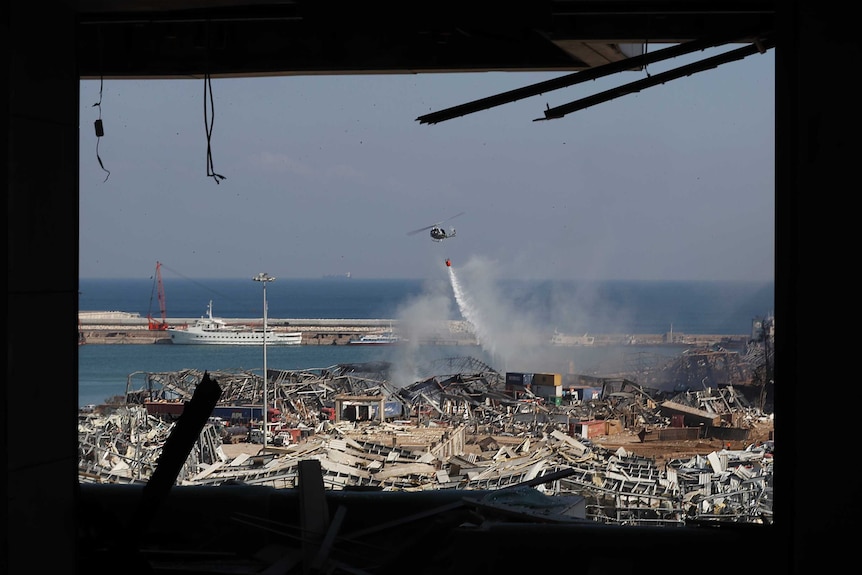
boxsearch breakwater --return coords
[78,315,472,346]
[78,314,749,348]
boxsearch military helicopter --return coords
[407,211,464,242]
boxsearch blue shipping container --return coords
[506,372,534,386]
[211,405,263,424]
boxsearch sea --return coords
[78,276,774,408]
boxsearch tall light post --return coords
[253,272,275,452]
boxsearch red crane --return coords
[147,261,169,330]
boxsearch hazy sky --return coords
[79,44,774,282]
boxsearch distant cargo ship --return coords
[167,300,302,346]
[322,272,351,279]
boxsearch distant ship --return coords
[167,300,302,346]
[347,330,403,345]
[549,330,595,346]
[322,272,352,279]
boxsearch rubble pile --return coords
[78,356,773,525]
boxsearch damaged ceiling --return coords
[74,2,776,82]
[71,1,776,126]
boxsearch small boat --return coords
[167,300,302,346]
[348,330,403,345]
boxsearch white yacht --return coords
[167,301,302,346]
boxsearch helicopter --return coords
[407,211,464,242]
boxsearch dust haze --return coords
[387,254,644,386]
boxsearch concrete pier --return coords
[78,315,475,346]
[78,313,749,348]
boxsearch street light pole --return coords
[253,272,275,453]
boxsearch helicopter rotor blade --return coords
[407,212,464,236]
[407,224,436,236]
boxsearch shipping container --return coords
[532,384,562,398]
[144,401,185,417]
[579,420,607,439]
[562,386,601,401]
[532,373,561,387]
[505,372,534,386]
[211,405,263,426]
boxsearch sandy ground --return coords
[220,441,265,459]
[591,420,774,467]
[217,419,774,469]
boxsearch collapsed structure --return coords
[79,349,773,527]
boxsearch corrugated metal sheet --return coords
[659,400,721,426]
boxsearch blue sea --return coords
[79,277,774,408]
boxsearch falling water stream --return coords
[447,264,499,360]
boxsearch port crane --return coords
[147,261,169,330]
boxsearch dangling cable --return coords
[643,38,651,78]
[204,72,225,184]
[642,18,652,78]
[91,28,110,183]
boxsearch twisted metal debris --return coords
[78,356,773,526]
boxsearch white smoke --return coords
[389,254,647,384]
[446,256,554,373]
[389,278,454,387]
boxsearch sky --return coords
[79,44,774,282]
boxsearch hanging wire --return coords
[91,28,110,182]
[643,38,651,78]
[204,72,226,184]
[642,18,652,78]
